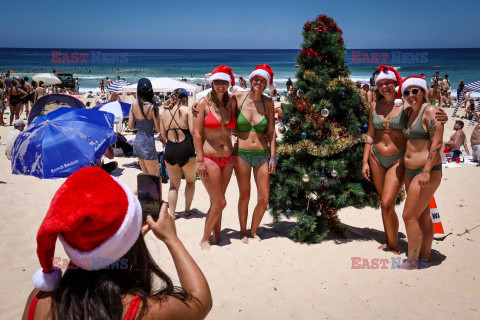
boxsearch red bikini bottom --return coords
[204,155,233,170]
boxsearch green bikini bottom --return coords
[236,148,270,166]
[405,163,442,181]
[372,147,406,170]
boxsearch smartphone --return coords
[137,173,161,221]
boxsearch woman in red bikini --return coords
[193,65,237,251]
[22,167,211,320]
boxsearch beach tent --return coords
[452,80,480,125]
[121,78,202,100]
[28,93,86,124]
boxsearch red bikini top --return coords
[203,98,236,130]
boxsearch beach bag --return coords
[114,133,133,156]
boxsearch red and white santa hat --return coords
[401,75,428,93]
[32,167,142,292]
[249,64,276,91]
[374,65,403,106]
[209,65,237,93]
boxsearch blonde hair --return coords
[206,87,231,112]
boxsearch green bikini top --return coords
[403,106,430,140]
[372,106,408,130]
[236,93,268,133]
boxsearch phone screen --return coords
[137,173,161,221]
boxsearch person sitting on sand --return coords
[109,92,121,102]
[193,65,237,251]
[160,88,197,220]
[465,99,476,120]
[401,75,444,269]
[232,64,276,243]
[5,119,26,160]
[444,120,470,161]
[21,167,212,320]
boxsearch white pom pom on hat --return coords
[32,167,142,291]
[374,65,403,106]
[249,64,276,91]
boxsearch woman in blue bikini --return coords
[401,76,444,268]
[232,65,276,243]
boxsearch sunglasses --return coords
[403,88,421,96]
[213,80,229,86]
[377,81,395,87]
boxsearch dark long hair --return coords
[137,87,156,118]
[49,236,195,320]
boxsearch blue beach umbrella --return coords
[11,107,117,179]
[92,101,132,122]
[106,80,132,93]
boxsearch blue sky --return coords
[1,0,479,49]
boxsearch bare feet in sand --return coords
[184,210,192,217]
[251,233,262,242]
[199,240,210,251]
[240,233,249,244]
[378,243,400,255]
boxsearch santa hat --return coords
[32,167,142,292]
[209,65,237,93]
[249,64,276,91]
[374,65,403,106]
[401,75,428,94]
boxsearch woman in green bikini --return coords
[362,65,406,254]
[401,76,444,269]
[233,64,276,243]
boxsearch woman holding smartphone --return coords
[193,65,237,251]
[22,167,212,320]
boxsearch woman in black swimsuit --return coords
[160,88,196,220]
[7,80,27,126]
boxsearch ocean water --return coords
[1,48,479,96]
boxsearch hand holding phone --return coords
[146,202,177,242]
[137,173,161,221]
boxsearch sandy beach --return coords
[0,102,479,319]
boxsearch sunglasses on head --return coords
[403,88,421,96]
[213,80,229,85]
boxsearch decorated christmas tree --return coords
[270,14,388,243]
